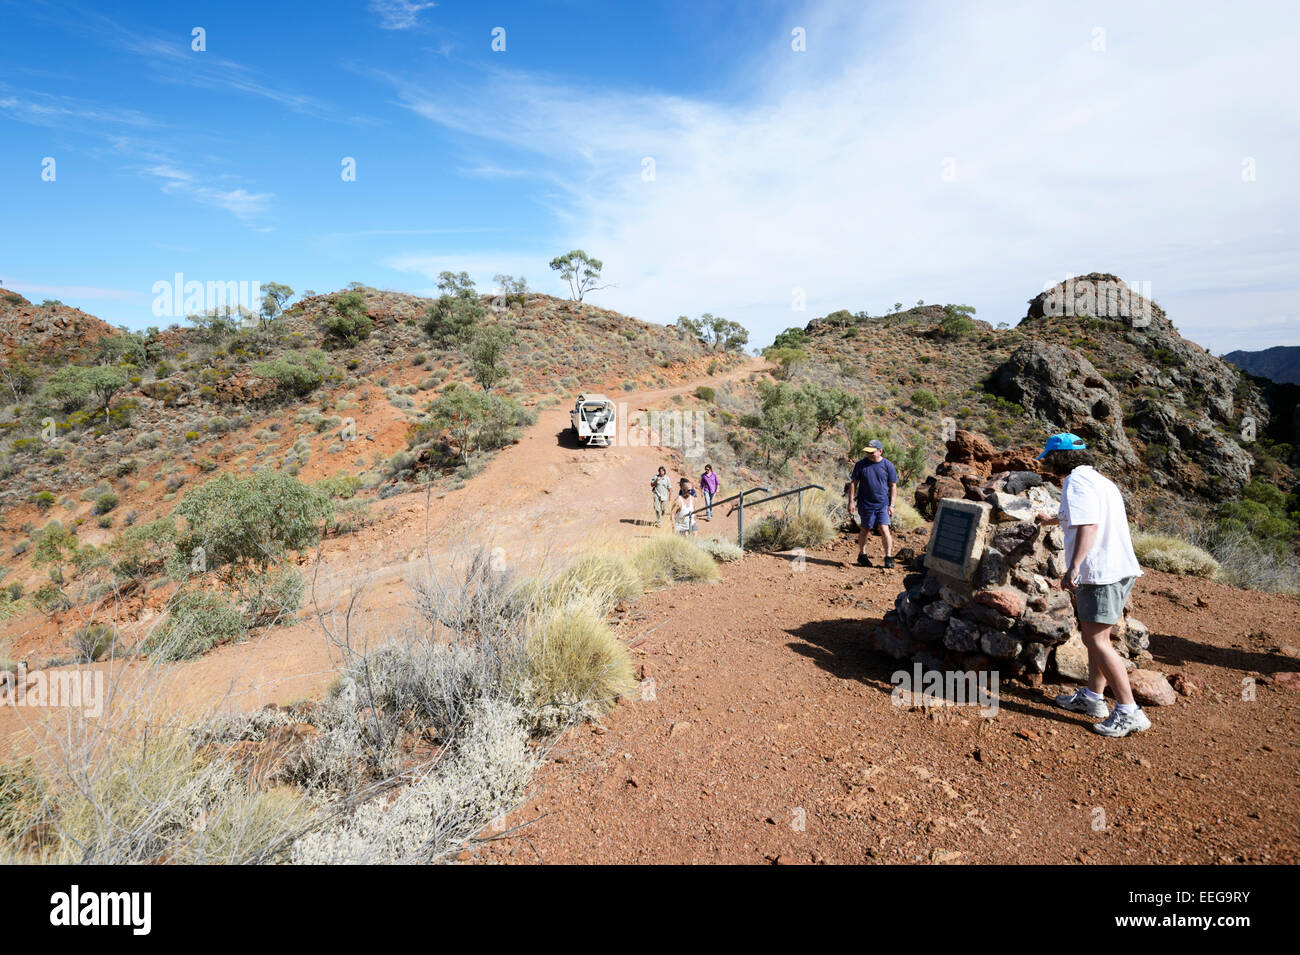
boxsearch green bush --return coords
[911,389,940,411]
[242,566,305,625]
[414,390,533,465]
[319,291,373,346]
[72,622,116,662]
[313,473,362,499]
[890,499,924,533]
[252,350,330,398]
[1217,480,1298,543]
[695,537,743,562]
[526,602,637,717]
[92,491,119,515]
[174,472,333,573]
[423,273,483,348]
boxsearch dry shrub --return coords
[633,534,721,586]
[1131,530,1220,578]
[527,599,637,722]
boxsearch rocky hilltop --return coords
[0,290,116,363]
[779,273,1286,515]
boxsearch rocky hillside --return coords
[0,291,116,364]
[705,273,1293,529]
[1225,345,1300,386]
[0,285,742,594]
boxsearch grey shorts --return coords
[1076,576,1137,625]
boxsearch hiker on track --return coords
[651,466,671,527]
[700,463,720,521]
[672,477,699,536]
[1035,432,1150,738]
[848,439,898,568]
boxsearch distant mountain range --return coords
[1224,346,1300,385]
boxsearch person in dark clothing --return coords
[847,439,898,567]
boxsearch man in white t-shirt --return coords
[1034,432,1151,738]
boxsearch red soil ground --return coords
[481,533,1300,865]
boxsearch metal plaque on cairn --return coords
[925,499,992,581]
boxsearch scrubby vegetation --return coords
[1131,530,1221,578]
[0,531,737,865]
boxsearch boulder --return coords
[972,547,1007,589]
[943,616,982,653]
[912,616,948,643]
[1051,635,1091,682]
[945,429,996,463]
[991,521,1039,560]
[973,588,1025,619]
[960,603,1015,631]
[1168,671,1206,696]
[923,600,953,623]
[980,630,1023,660]
[1002,471,1044,495]
[873,625,912,659]
[991,341,1139,468]
[1116,616,1150,655]
[1021,610,1075,646]
[939,584,970,609]
[1127,669,1177,707]
[990,492,1036,523]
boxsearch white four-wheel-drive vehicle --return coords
[569,393,617,447]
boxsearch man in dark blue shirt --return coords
[848,439,898,568]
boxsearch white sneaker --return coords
[1055,687,1109,718]
[1093,707,1151,737]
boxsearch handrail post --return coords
[738,493,745,550]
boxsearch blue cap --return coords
[1037,432,1087,459]
[865,439,884,451]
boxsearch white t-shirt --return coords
[1058,466,1142,585]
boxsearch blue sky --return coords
[3,0,1300,353]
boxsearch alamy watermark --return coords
[1040,275,1151,328]
[2,662,105,718]
[890,662,999,717]
[151,272,262,320]
[601,403,708,458]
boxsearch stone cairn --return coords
[872,430,1152,682]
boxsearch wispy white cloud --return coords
[139,163,274,220]
[0,85,160,129]
[370,1,438,31]
[380,0,1300,352]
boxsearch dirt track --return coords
[0,360,765,739]
[481,533,1300,865]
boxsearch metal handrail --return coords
[740,484,826,512]
[720,483,825,549]
[713,486,769,511]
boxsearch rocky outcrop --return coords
[1127,397,1254,495]
[992,342,1139,468]
[1013,273,1271,497]
[914,429,1049,520]
[0,293,116,362]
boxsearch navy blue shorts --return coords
[858,504,890,529]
